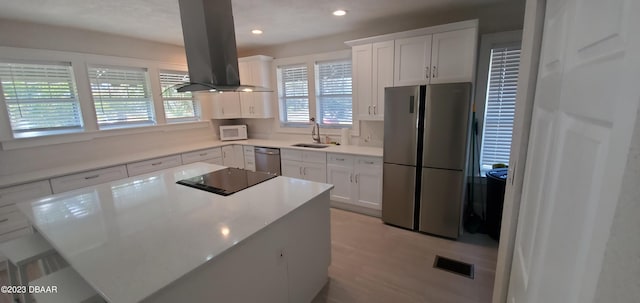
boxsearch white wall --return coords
[594,106,640,301]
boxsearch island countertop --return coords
[15,163,333,303]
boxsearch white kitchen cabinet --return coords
[326,154,382,210]
[429,28,477,83]
[51,165,128,193]
[211,92,242,119]
[243,145,256,171]
[238,56,274,118]
[394,35,433,86]
[0,180,52,248]
[352,41,393,121]
[222,145,245,169]
[281,149,326,182]
[181,147,223,164]
[126,155,182,177]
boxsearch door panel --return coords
[418,168,463,238]
[422,83,471,170]
[303,162,326,183]
[394,35,432,86]
[381,163,416,229]
[281,160,301,179]
[327,165,353,204]
[372,41,395,118]
[383,86,421,166]
[430,28,477,84]
[508,0,640,302]
[355,170,382,210]
[353,44,373,120]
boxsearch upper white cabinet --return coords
[239,56,274,118]
[352,41,394,121]
[429,28,477,84]
[212,55,274,119]
[394,35,433,86]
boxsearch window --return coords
[316,60,352,127]
[277,64,310,126]
[159,71,198,122]
[480,46,521,172]
[88,66,155,129]
[0,61,83,137]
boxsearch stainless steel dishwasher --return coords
[254,147,281,175]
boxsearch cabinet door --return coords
[281,160,302,178]
[221,93,242,118]
[430,28,477,84]
[302,162,327,183]
[244,146,256,171]
[327,165,353,203]
[372,41,394,119]
[354,168,382,210]
[352,44,373,120]
[221,146,235,167]
[394,35,432,86]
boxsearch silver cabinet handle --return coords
[0,218,8,223]
[368,105,372,115]
[355,174,359,184]
[432,66,437,78]
[151,162,162,166]
[84,174,100,180]
[349,173,353,183]
[299,167,303,175]
[373,105,377,115]
[222,108,225,115]
[364,161,375,165]
[336,158,345,161]
[303,167,307,175]
[199,153,207,156]
[425,66,430,79]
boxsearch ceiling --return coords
[0,0,508,50]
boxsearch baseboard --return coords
[330,200,381,218]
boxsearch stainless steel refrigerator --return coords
[382,83,471,239]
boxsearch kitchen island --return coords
[16,163,333,303]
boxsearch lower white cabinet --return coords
[281,149,327,183]
[126,155,182,177]
[243,146,256,171]
[222,145,245,169]
[51,165,128,193]
[181,147,223,164]
[327,154,382,210]
[0,180,52,247]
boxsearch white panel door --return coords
[372,40,394,119]
[302,163,327,183]
[394,35,432,86]
[327,165,353,203]
[352,44,373,120]
[354,169,382,210]
[430,28,477,84]
[281,160,303,179]
[508,0,640,302]
[221,93,242,118]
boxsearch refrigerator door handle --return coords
[409,96,415,114]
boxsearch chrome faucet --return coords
[310,117,321,143]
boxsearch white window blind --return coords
[0,61,83,135]
[278,64,309,125]
[316,60,352,126]
[480,46,521,171]
[159,71,198,122]
[89,66,155,129]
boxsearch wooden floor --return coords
[313,208,498,303]
[0,208,498,303]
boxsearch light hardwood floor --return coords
[0,208,497,303]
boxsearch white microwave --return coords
[219,125,248,141]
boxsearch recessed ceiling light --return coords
[333,10,347,16]
[251,29,263,35]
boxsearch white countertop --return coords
[16,163,333,303]
[1,139,382,187]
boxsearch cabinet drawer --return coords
[181,148,222,164]
[244,159,256,172]
[302,151,326,164]
[327,154,355,167]
[356,156,383,169]
[0,227,31,244]
[281,149,302,161]
[0,211,29,235]
[205,157,223,165]
[127,155,182,176]
[51,165,128,194]
[0,180,52,208]
[243,145,255,155]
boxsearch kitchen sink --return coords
[291,143,330,149]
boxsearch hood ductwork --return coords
[176,0,269,93]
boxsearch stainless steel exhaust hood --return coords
[176,0,269,93]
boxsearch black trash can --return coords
[486,168,508,240]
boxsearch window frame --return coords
[473,30,523,176]
[273,50,359,136]
[158,69,200,123]
[315,59,353,128]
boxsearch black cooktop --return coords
[176,168,278,196]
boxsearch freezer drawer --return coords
[382,163,416,230]
[419,168,464,238]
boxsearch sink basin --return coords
[292,143,330,149]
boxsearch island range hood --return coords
[176,0,269,93]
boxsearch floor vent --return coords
[433,255,474,279]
